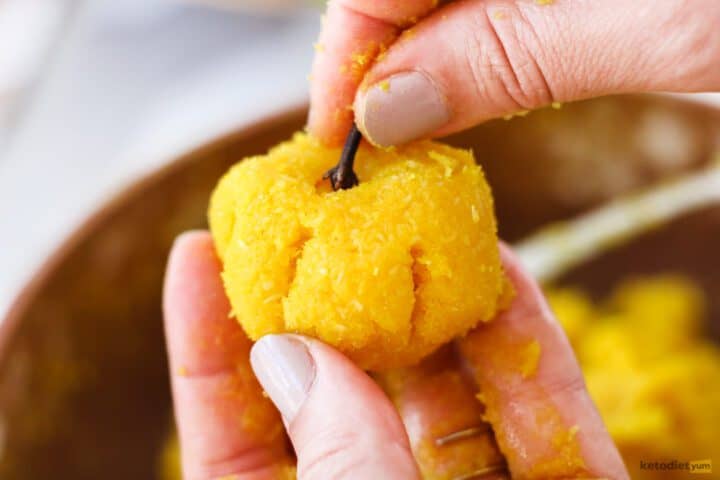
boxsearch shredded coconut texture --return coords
[209,133,506,370]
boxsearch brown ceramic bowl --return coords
[1,96,719,479]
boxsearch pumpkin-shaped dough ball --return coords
[209,133,506,370]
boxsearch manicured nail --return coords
[250,334,315,421]
[357,71,450,147]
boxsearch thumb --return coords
[354,0,720,147]
[250,334,420,480]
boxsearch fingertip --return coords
[164,230,215,299]
[296,334,415,447]
[163,230,220,328]
[306,107,351,147]
[352,72,438,146]
[174,228,212,247]
[498,241,521,270]
[254,334,419,479]
[169,229,213,261]
[338,0,439,27]
[250,333,394,429]
[250,334,317,423]
[308,1,399,146]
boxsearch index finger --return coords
[163,231,294,479]
[459,244,629,479]
[308,0,439,145]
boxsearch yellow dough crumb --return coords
[159,431,180,480]
[547,275,720,480]
[209,133,506,370]
[519,339,541,379]
[503,109,530,121]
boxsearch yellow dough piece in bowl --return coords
[209,133,506,370]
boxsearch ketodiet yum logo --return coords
[639,459,712,475]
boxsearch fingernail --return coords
[357,71,450,147]
[250,334,315,421]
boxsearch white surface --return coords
[0,0,65,92]
[0,0,319,319]
[0,0,72,149]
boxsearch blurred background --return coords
[0,1,719,479]
[0,0,321,319]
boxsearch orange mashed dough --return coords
[208,133,506,370]
[547,275,720,480]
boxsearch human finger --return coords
[164,231,294,479]
[250,333,421,479]
[354,0,720,146]
[458,244,629,479]
[308,0,440,145]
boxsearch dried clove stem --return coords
[324,123,362,190]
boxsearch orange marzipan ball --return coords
[209,132,506,370]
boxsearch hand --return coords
[163,231,628,479]
[308,0,720,147]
